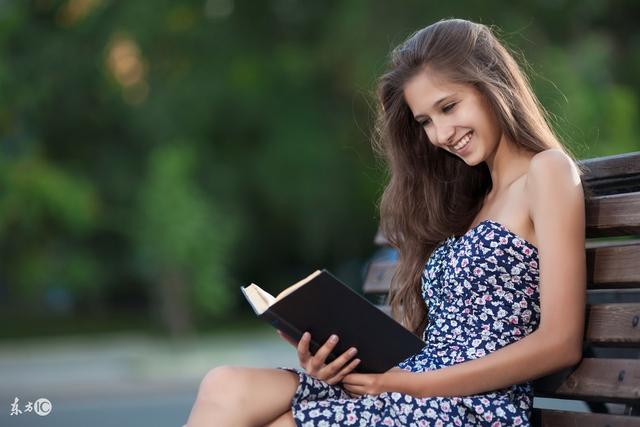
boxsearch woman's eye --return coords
[418,103,456,127]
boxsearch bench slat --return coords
[532,358,640,403]
[588,241,640,288]
[581,152,640,183]
[587,304,640,346]
[586,239,640,249]
[363,260,396,294]
[587,192,640,236]
[533,408,640,427]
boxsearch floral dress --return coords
[278,219,541,426]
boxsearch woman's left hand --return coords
[340,372,388,397]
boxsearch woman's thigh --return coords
[189,366,300,426]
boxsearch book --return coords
[240,269,426,374]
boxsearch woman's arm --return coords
[345,311,581,398]
[393,150,587,398]
[386,326,580,397]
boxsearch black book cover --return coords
[241,269,426,373]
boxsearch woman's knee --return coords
[197,365,249,402]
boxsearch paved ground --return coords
[0,325,299,427]
[0,326,592,427]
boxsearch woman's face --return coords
[403,71,503,165]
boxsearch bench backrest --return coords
[362,151,640,426]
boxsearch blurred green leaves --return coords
[0,149,99,298]
[1,153,97,234]
[132,143,239,319]
[0,0,638,336]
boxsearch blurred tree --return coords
[0,148,100,312]
[132,143,240,336]
[0,0,638,336]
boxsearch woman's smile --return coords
[452,131,473,154]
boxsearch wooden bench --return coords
[362,151,640,426]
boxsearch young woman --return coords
[185,18,587,427]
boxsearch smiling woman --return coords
[185,18,587,427]
[404,74,503,160]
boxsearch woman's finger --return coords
[324,358,361,385]
[309,334,340,370]
[320,346,358,379]
[296,331,313,364]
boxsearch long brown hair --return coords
[371,19,586,335]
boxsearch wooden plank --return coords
[580,152,640,182]
[580,152,640,198]
[533,358,640,404]
[586,304,640,347]
[586,192,640,236]
[533,408,640,427]
[587,241,640,289]
[586,239,640,249]
[363,259,396,294]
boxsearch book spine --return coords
[260,309,322,355]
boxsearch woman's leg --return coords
[264,410,296,427]
[185,365,299,427]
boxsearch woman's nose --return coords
[433,123,455,147]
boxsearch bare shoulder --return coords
[525,148,585,229]
[529,148,580,176]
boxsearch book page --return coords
[275,269,322,302]
[241,284,275,315]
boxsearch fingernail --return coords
[349,348,357,355]
[355,359,361,363]
[330,334,338,342]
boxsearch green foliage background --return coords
[0,0,638,337]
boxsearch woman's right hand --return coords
[277,330,361,385]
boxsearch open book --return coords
[241,269,425,373]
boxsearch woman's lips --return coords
[453,131,473,155]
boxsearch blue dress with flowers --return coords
[278,219,540,426]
